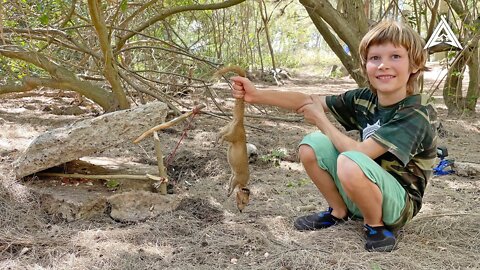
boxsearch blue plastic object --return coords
[433,146,455,176]
[433,158,455,176]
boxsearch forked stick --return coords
[133,104,205,144]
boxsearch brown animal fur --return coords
[214,66,250,212]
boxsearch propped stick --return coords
[153,131,168,195]
[37,173,154,180]
[133,104,205,144]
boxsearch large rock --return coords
[14,102,168,178]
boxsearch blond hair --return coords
[359,20,429,95]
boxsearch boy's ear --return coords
[411,67,419,74]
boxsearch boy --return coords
[229,20,437,252]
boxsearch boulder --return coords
[14,101,168,178]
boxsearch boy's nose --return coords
[378,61,390,69]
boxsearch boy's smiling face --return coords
[366,42,417,104]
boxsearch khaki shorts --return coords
[300,131,414,229]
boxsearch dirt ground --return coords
[1,67,479,269]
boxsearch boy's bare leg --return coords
[337,155,383,226]
[299,145,348,219]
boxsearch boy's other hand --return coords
[230,76,257,103]
[298,95,326,125]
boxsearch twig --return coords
[37,172,157,181]
[153,131,168,195]
[133,104,205,143]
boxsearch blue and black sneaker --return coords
[364,224,396,252]
[294,207,348,231]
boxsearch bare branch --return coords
[0,46,116,110]
[115,0,246,51]
[88,0,129,109]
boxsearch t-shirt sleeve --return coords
[371,106,430,166]
[325,89,365,131]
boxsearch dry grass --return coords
[1,148,479,270]
[1,78,479,269]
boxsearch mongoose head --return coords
[236,188,250,212]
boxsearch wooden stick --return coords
[37,172,153,180]
[153,131,168,195]
[133,104,205,144]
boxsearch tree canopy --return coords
[1,0,479,114]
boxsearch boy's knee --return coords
[298,145,316,165]
[299,132,336,164]
[337,154,364,190]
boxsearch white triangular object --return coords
[424,15,463,49]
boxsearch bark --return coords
[0,47,116,111]
[299,0,368,86]
[425,0,441,39]
[300,0,367,51]
[443,56,466,115]
[88,0,129,110]
[259,0,276,70]
[442,0,480,114]
[465,43,479,112]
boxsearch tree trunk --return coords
[443,56,466,115]
[0,47,117,111]
[299,0,368,87]
[259,0,276,71]
[465,45,479,112]
[88,0,129,110]
[442,0,479,114]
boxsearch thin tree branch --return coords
[115,0,246,51]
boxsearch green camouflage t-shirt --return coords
[326,88,438,216]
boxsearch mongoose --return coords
[214,66,250,212]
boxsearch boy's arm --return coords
[316,114,387,159]
[300,95,387,159]
[230,76,319,112]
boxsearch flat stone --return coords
[13,102,168,178]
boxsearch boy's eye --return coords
[369,56,380,61]
[392,54,401,59]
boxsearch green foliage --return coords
[447,51,457,60]
[259,148,287,167]
[3,0,476,114]
[120,0,128,12]
[451,71,462,77]
[39,14,49,25]
[3,58,46,80]
[370,263,383,270]
[105,179,120,189]
[286,178,310,188]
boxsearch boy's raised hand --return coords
[230,76,257,103]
